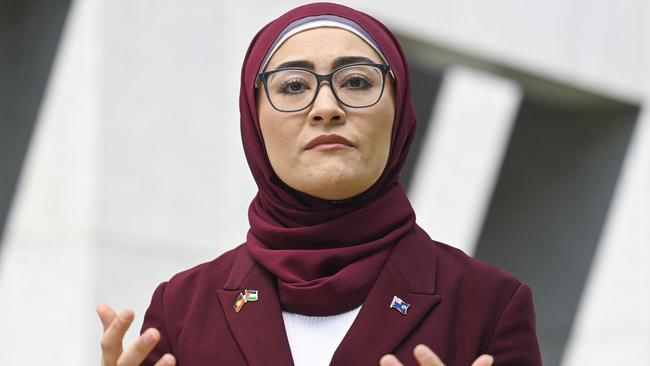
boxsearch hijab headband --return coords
[257,15,390,77]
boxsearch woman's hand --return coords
[380,344,493,366]
[96,304,176,366]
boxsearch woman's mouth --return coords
[305,134,355,151]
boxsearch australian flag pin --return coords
[390,295,410,315]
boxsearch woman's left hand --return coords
[379,344,494,366]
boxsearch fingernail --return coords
[119,310,131,322]
[143,329,158,345]
[161,354,175,365]
[379,354,398,366]
[414,344,429,357]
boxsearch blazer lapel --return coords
[331,227,441,365]
[216,246,294,366]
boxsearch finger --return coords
[101,309,134,364]
[117,328,161,366]
[153,354,176,366]
[379,354,404,366]
[413,344,445,366]
[96,304,118,332]
[471,354,494,366]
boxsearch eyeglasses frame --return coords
[256,63,392,113]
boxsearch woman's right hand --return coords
[96,304,176,366]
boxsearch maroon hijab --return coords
[241,2,418,316]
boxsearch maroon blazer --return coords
[141,227,542,365]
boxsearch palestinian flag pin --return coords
[244,289,259,302]
[233,289,259,312]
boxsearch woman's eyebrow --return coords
[273,56,377,71]
[275,60,315,70]
[331,56,376,69]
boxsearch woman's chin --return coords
[304,188,361,201]
[280,161,383,201]
[292,176,373,201]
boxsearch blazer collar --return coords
[216,227,441,366]
[330,226,441,364]
[217,246,295,365]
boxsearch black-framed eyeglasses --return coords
[256,63,391,112]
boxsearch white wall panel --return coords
[340,0,644,102]
[95,0,258,355]
[409,66,521,255]
[0,0,99,363]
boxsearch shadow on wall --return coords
[0,0,73,248]
[398,33,639,366]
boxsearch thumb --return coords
[471,355,494,366]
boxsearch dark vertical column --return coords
[0,0,72,248]
[400,63,443,190]
[474,97,638,365]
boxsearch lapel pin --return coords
[233,292,246,312]
[390,295,410,315]
[244,289,259,302]
[233,289,259,312]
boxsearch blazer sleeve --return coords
[140,281,175,366]
[486,283,543,366]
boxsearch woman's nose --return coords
[308,83,346,125]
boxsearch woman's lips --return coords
[305,134,355,151]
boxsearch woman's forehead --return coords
[265,27,384,72]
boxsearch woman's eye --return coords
[342,75,371,89]
[279,79,308,94]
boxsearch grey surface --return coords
[400,62,444,190]
[475,97,639,365]
[0,0,72,247]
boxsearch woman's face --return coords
[257,27,395,201]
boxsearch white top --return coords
[282,306,362,366]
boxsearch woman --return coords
[97,3,542,366]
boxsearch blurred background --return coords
[1,0,648,365]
